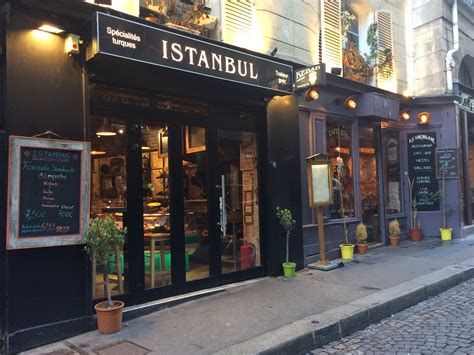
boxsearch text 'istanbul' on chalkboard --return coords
[19,147,82,237]
[407,132,439,211]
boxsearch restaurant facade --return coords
[0,1,471,353]
[0,2,305,352]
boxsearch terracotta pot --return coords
[409,228,422,241]
[356,243,368,254]
[388,236,399,247]
[94,300,124,334]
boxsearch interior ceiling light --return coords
[91,150,106,155]
[344,96,357,110]
[38,24,64,34]
[400,110,410,120]
[417,111,432,125]
[305,87,320,101]
[96,118,116,137]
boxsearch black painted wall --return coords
[4,10,90,350]
[266,96,304,274]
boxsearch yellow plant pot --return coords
[440,228,452,241]
[339,244,354,260]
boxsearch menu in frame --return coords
[7,136,90,249]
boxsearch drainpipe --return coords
[446,0,459,93]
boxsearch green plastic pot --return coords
[282,262,296,278]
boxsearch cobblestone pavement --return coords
[311,279,474,355]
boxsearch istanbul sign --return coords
[90,12,293,93]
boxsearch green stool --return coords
[165,250,190,272]
[144,251,162,272]
[108,252,124,274]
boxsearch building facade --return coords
[0,0,473,353]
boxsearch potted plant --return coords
[336,161,354,260]
[84,217,127,334]
[408,177,422,241]
[388,219,401,247]
[276,207,296,278]
[355,222,368,254]
[145,0,210,35]
[439,164,453,240]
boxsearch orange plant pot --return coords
[94,300,124,334]
[356,243,368,254]
[388,236,399,247]
[409,228,422,241]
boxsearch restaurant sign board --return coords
[89,12,293,93]
[407,132,439,211]
[7,137,90,249]
[293,63,326,92]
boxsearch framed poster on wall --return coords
[6,136,91,249]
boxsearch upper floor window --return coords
[344,6,359,49]
[460,60,473,88]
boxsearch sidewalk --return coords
[24,237,474,355]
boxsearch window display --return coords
[326,121,355,219]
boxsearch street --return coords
[312,279,474,354]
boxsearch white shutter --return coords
[376,11,395,88]
[321,0,342,75]
[222,0,255,48]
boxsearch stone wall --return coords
[412,0,474,96]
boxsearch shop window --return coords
[90,115,128,299]
[326,121,355,219]
[141,121,172,289]
[382,130,401,214]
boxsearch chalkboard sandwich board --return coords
[436,148,459,179]
[7,136,91,249]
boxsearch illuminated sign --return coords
[89,12,293,93]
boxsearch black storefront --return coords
[0,2,304,353]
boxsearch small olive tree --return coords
[84,217,126,308]
[276,207,296,264]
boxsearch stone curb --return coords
[215,258,474,355]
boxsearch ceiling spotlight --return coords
[400,110,410,120]
[38,24,64,34]
[344,96,357,110]
[417,111,432,125]
[305,87,320,101]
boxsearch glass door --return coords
[182,125,210,282]
[359,124,381,243]
[217,129,261,273]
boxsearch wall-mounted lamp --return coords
[400,109,410,121]
[96,118,116,137]
[38,24,64,34]
[344,96,357,109]
[270,47,278,56]
[417,111,432,125]
[305,87,320,101]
